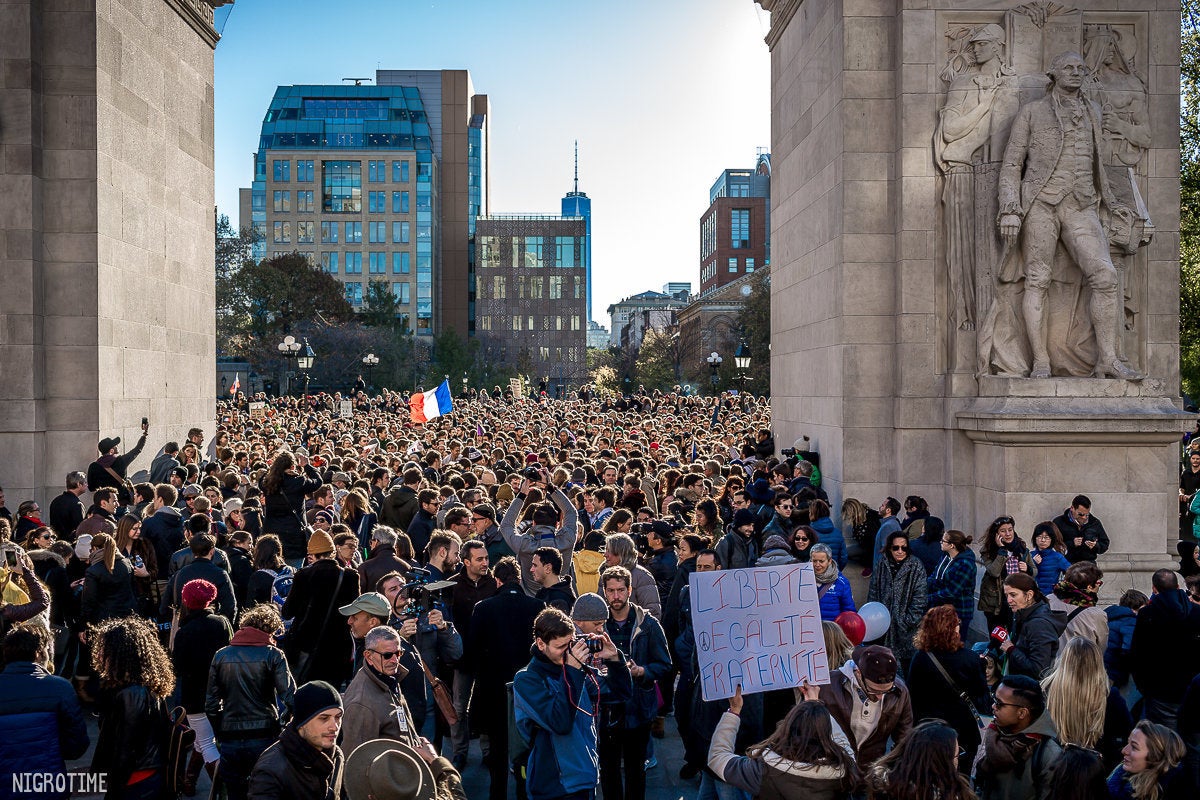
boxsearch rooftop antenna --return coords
[573,140,579,194]
[342,77,372,86]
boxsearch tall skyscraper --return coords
[561,141,593,322]
[240,70,488,337]
[698,154,770,296]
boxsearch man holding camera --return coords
[514,607,628,800]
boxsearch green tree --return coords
[634,328,679,391]
[215,214,260,357]
[233,253,354,340]
[426,327,479,389]
[1183,2,1200,397]
[735,268,772,395]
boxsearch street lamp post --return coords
[277,335,301,396]
[462,371,468,398]
[297,337,315,399]
[734,340,751,393]
[362,353,379,393]
[707,351,723,394]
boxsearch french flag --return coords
[410,380,453,423]
[230,373,240,396]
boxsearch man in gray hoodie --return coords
[500,469,579,597]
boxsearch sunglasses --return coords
[992,695,1030,710]
[369,649,400,660]
[890,545,908,552]
[794,536,810,543]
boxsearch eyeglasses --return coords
[472,516,487,522]
[957,747,967,759]
[369,649,400,660]
[992,695,1030,710]
[890,545,909,552]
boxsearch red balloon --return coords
[835,611,866,646]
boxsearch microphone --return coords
[987,626,1009,660]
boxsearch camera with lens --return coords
[780,448,797,457]
[574,633,603,654]
[400,568,457,620]
[523,466,543,481]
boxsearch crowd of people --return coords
[0,385,1199,800]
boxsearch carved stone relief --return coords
[934,2,1154,381]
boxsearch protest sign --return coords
[689,563,829,701]
[340,400,353,419]
[248,401,266,420]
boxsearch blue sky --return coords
[213,0,770,322]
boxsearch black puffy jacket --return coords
[91,685,170,793]
[171,608,232,713]
[1006,600,1066,680]
[205,629,295,740]
[81,558,137,624]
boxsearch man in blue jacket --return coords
[0,626,89,800]
[513,607,628,800]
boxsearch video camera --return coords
[399,567,457,622]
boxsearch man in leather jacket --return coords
[207,604,295,800]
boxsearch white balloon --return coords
[858,601,892,642]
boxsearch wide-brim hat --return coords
[345,739,435,800]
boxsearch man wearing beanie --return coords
[715,509,759,570]
[817,644,912,767]
[282,531,359,687]
[172,578,233,795]
[248,681,346,800]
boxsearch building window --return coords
[345,222,362,243]
[321,222,338,243]
[549,275,562,299]
[730,181,750,198]
[345,282,363,305]
[321,252,338,274]
[298,251,314,263]
[729,257,738,273]
[394,221,410,244]
[369,221,387,244]
[540,346,550,361]
[322,160,361,212]
[524,236,543,268]
[572,315,581,331]
[392,160,409,182]
[272,160,290,182]
[493,275,506,299]
[369,252,387,274]
[746,258,755,273]
[392,281,411,304]
[529,316,536,331]
[479,315,491,331]
[574,276,583,299]
[390,191,409,214]
[296,221,314,243]
[345,252,363,274]
[529,277,544,299]
[478,236,497,268]
[297,160,314,182]
[555,236,577,267]
[368,191,386,213]
[296,190,314,212]
[272,221,291,243]
[731,209,750,248]
[393,252,410,274]
[555,316,563,331]
[368,160,386,182]
[272,191,290,212]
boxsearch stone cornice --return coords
[164,0,228,49]
[755,0,803,51]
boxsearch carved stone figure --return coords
[996,52,1143,380]
[935,24,1020,333]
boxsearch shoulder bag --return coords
[414,645,458,726]
[928,652,985,728]
[293,568,345,684]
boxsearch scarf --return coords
[230,627,275,647]
[278,724,336,779]
[87,549,106,566]
[815,560,840,585]
[1052,580,1097,608]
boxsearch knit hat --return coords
[223,498,243,514]
[733,509,757,529]
[181,578,218,610]
[293,680,343,729]
[307,530,336,556]
[747,478,773,504]
[74,534,93,560]
[854,645,898,684]
[571,593,609,623]
[763,535,791,552]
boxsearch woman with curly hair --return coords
[978,516,1036,633]
[907,605,990,770]
[89,616,174,799]
[1106,721,1185,800]
[708,685,859,799]
[865,719,976,800]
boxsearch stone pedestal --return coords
[0,0,223,506]
[757,0,1191,596]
